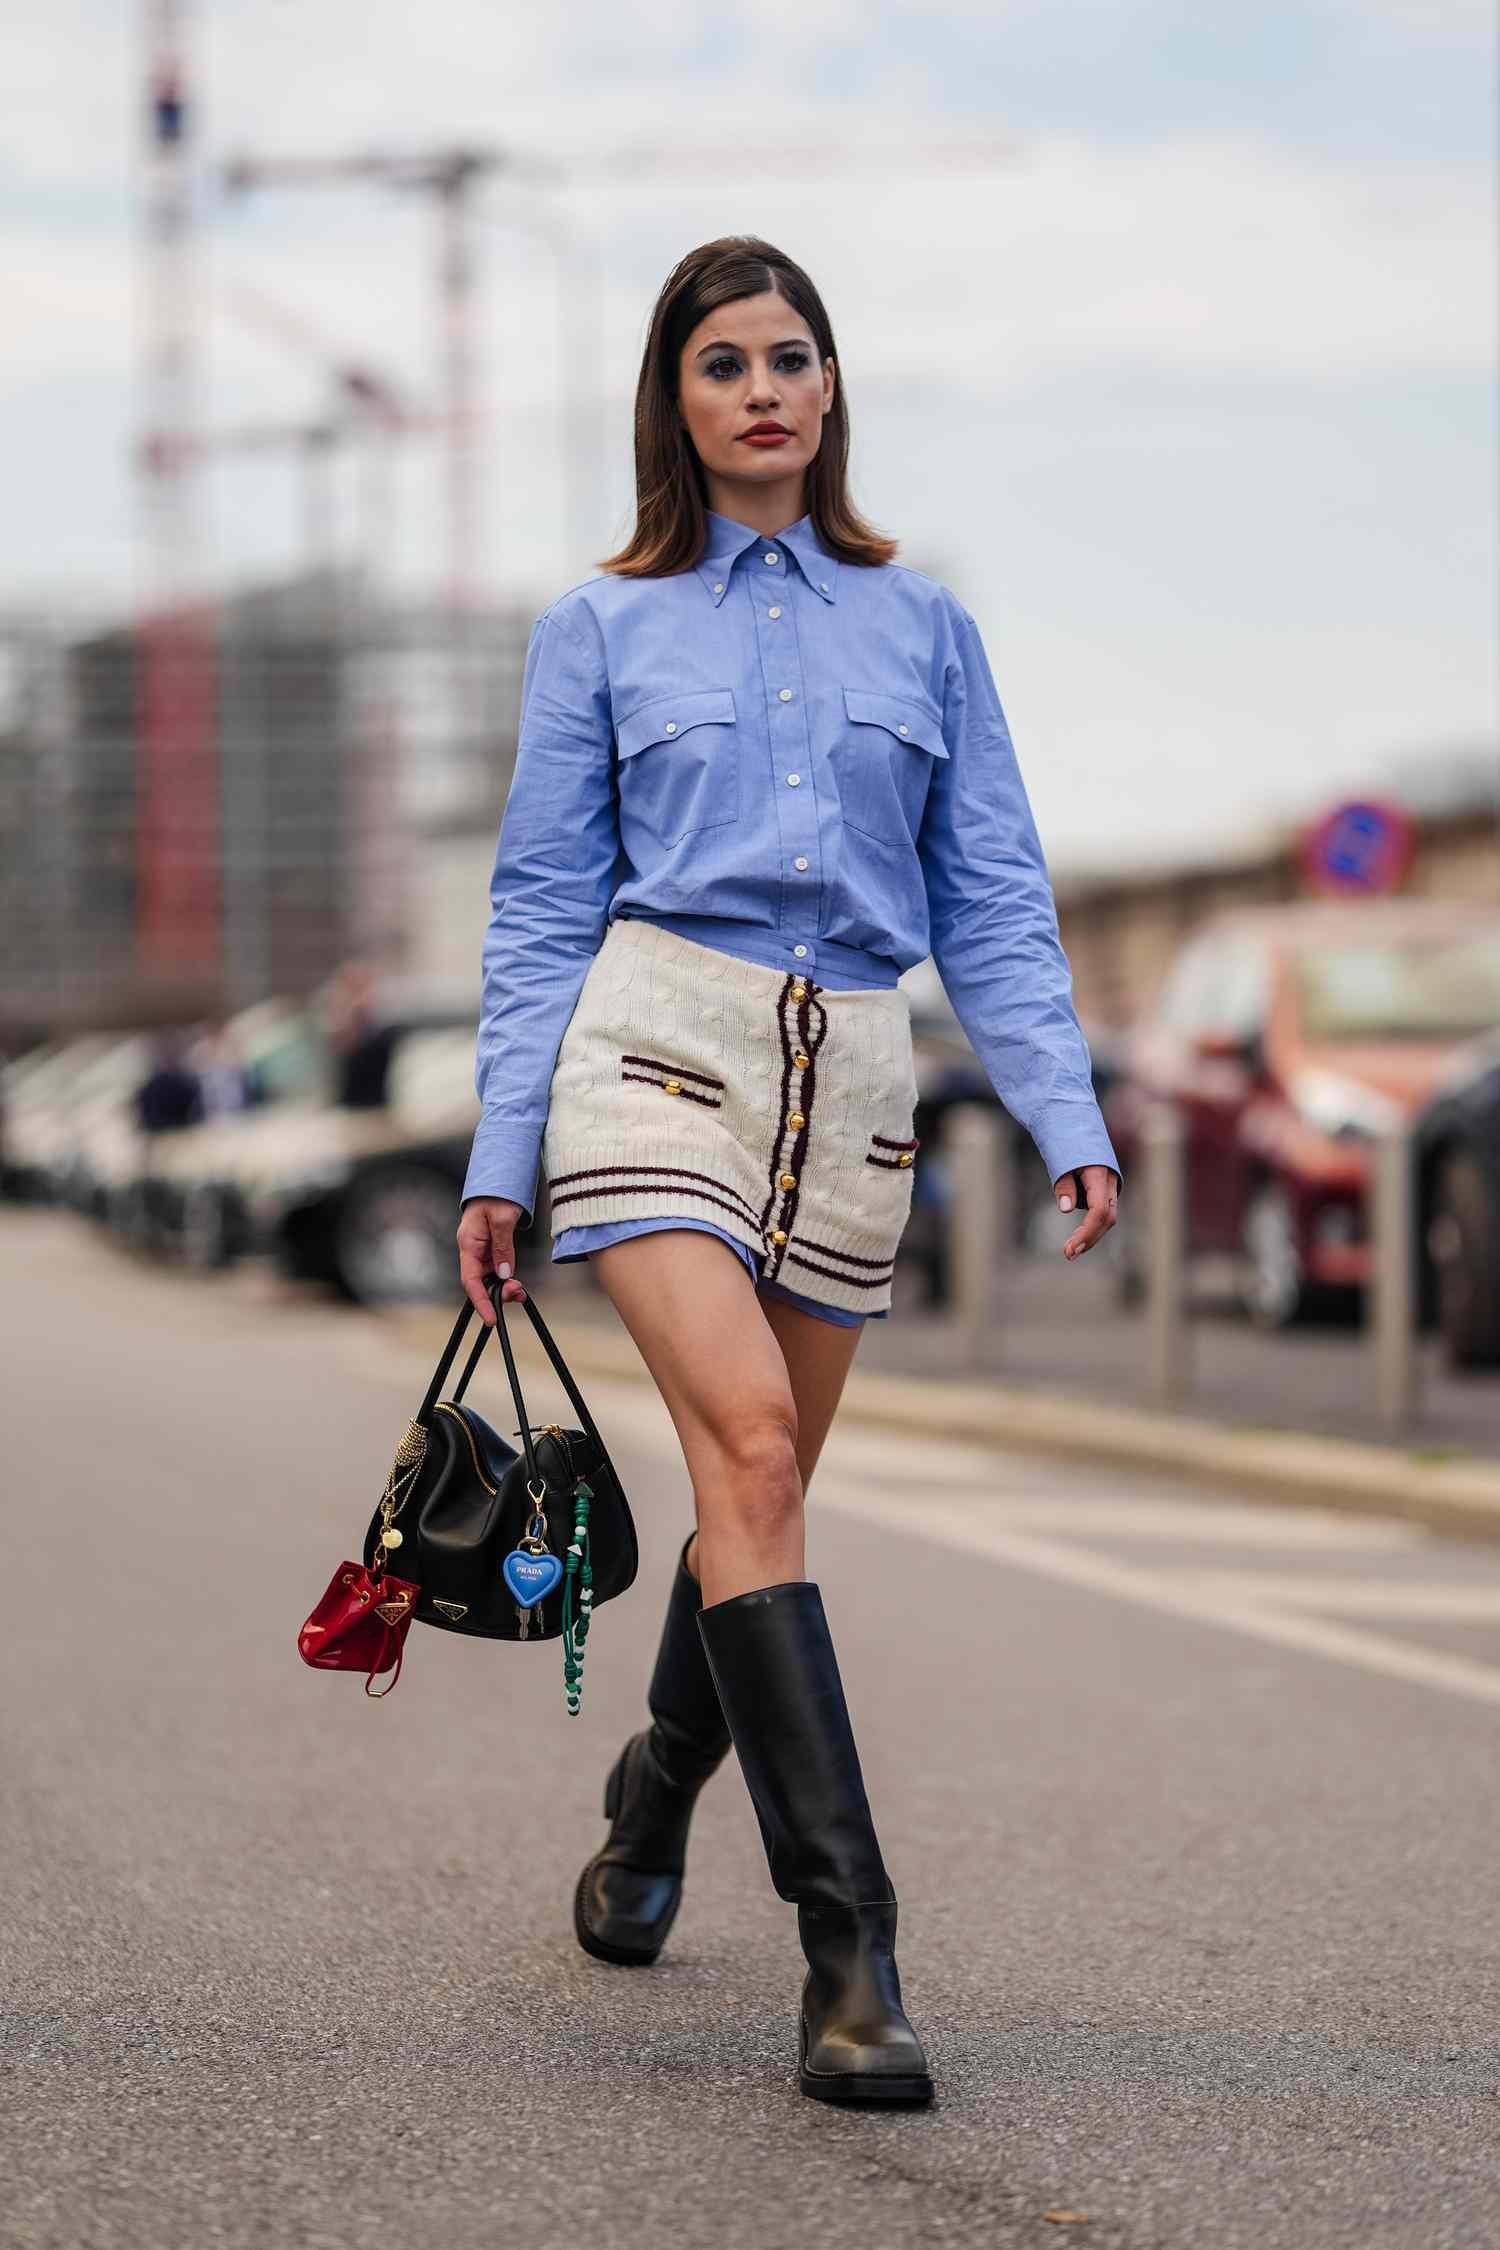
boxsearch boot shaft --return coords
[647,1533,732,1787]
[696,1580,893,1912]
[695,1578,931,2102]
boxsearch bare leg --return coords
[753,1290,865,1498]
[671,1294,864,1583]
[593,1230,810,1608]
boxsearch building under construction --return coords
[0,579,529,1044]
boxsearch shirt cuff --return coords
[1029,1102,1124,1195]
[460,1118,542,1224]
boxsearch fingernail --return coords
[498,1262,512,1279]
[1059,1196,1073,1212]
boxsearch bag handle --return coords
[484,1276,613,1466]
[414,1292,542,1492]
[413,1279,611,1498]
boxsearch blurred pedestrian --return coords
[456,237,1122,2104]
[193,1022,254,1118]
[134,1031,203,1135]
[322,960,398,1109]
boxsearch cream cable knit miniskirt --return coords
[541,917,922,1317]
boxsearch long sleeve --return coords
[918,605,1122,1192]
[460,600,620,1221]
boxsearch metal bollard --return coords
[946,1101,1006,1368]
[1143,1100,1191,1408]
[1369,1117,1421,1434]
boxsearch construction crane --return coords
[222,148,503,629]
[220,278,451,588]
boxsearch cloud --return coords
[829,133,1493,388]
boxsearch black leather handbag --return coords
[361,1273,636,1710]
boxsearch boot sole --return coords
[797,2019,935,2105]
[572,1855,680,1968]
[798,2070,935,2105]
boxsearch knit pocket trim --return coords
[865,1131,920,1172]
[620,1053,725,1109]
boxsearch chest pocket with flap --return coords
[614,688,738,847]
[832,687,950,846]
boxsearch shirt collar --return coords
[695,508,841,607]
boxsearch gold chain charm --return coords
[372,1419,428,1575]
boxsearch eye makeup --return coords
[702,348,813,381]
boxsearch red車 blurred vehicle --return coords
[1103,900,1500,1328]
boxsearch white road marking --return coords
[883,1496,1425,1550]
[813,1483,1500,1711]
[1162,1573,1500,1620]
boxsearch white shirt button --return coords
[763,552,778,565]
[819,580,829,591]
[712,582,724,594]
[897,723,909,736]
[786,773,801,786]
[664,721,677,734]
[768,605,782,619]
[778,688,793,702]
[794,855,809,871]
[793,944,808,958]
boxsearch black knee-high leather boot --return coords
[574,1534,732,1966]
[696,1580,934,2103]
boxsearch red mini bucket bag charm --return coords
[298,1560,419,1697]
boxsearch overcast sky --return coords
[5,0,1496,875]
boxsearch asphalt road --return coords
[5,1212,1500,2250]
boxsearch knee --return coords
[708,1400,803,1530]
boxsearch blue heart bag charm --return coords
[503,1548,562,1607]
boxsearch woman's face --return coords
[676,288,835,513]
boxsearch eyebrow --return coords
[694,337,812,359]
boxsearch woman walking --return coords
[455,236,1121,2105]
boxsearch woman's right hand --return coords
[456,1196,529,1324]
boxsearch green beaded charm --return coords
[561,1478,595,1716]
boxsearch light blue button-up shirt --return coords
[462,507,1122,1219]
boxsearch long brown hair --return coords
[599,235,897,578]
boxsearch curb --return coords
[382,1303,1500,1549]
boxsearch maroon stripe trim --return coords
[866,1153,915,1171]
[759,974,798,1240]
[870,1133,921,1151]
[784,1250,894,1291]
[790,1236,897,1272]
[765,979,827,1285]
[620,1054,726,1091]
[774,987,811,1266]
[547,1162,762,1225]
[621,1072,722,1108]
[551,1180,763,1231]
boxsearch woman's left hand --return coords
[1054,1165,1120,1262]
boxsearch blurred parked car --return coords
[256,1021,480,1302]
[0,1040,69,1198]
[1105,901,1500,1327]
[112,1000,333,1259]
[1,1036,137,1206]
[134,1006,479,1302]
[1415,1027,1500,1369]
